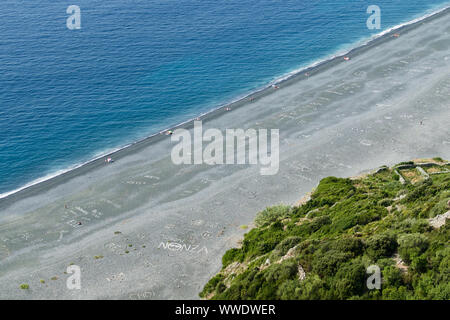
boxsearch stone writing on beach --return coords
[158,242,208,255]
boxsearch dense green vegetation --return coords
[201,159,450,300]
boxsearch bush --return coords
[356,209,382,225]
[382,286,409,300]
[309,216,332,232]
[397,233,429,263]
[216,282,227,294]
[411,254,428,273]
[365,233,398,261]
[393,218,431,233]
[332,260,366,299]
[218,283,242,300]
[427,282,450,299]
[277,279,301,300]
[378,199,394,207]
[439,254,450,281]
[312,250,353,277]
[264,260,298,284]
[255,205,291,227]
[383,266,403,287]
[312,177,355,206]
[405,179,433,202]
[241,222,286,259]
[270,236,302,260]
[430,198,450,218]
[277,274,325,300]
[222,248,243,268]
[331,238,363,256]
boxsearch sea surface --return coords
[0,0,449,197]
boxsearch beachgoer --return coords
[344,56,350,61]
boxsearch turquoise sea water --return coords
[0,0,449,196]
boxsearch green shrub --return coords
[332,260,366,299]
[365,233,398,260]
[276,279,302,300]
[240,221,286,260]
[378,199,394,207]
[255,205,291,227]
[411,254,428,273]
[383,266,403,287]
[356,209,382,225]
[438,254,450,282]
[405,179,433,202]
[277,274,325,300]
[216,282,227,294]
[312,250,353,277]
[427,282,450,299]
[308,215,332,232]
[217,283,242,300]
[264,260,298,284]
[382,286,409,300]
[397,233,429,263]
[270,236,302,260]
[222,248,243,268]
[312,177,355,206]
[331,238,363,256]
[430,198,450,218]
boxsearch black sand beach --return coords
[0,7,449,299]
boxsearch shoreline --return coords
[1,5,450,208]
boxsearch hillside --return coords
[201,158,450,300]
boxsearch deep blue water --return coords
[0,0,449,196]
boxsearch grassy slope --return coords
[201,159,450,300]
